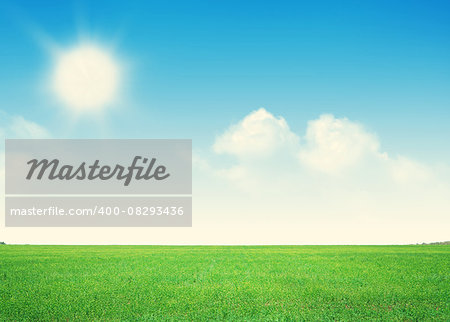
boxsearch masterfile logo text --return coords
[5,139,192,227]
[26,156,170,186]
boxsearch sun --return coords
[52,44,120,112]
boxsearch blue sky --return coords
[0,1,449,244]
[1,0,449,160]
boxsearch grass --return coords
[0,245,449,320]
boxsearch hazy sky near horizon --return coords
[0,0,449,244]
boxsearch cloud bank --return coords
[192,108,450,244]
[211,108,437,186]
[1,108,448,244]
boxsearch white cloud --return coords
[7,116,50,139]
[0,112,50,140]
[298,114,381,174]
[213,108,299,159]
[206,108,446,206]
[297,114,434,183]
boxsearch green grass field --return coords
[0,245,449,320]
